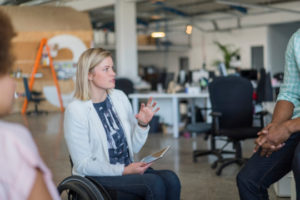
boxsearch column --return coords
[114,0,138,82]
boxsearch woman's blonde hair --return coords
[74,48,112,101]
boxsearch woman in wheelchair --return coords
[0,10,60,200]
[64,48,181,200]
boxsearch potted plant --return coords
[213,41,240,69]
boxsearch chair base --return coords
[193,149,235,163]
[214,158,247,176]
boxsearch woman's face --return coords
[0,74,16,116]
[88,56,116,92]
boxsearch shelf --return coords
[94,43,190,52]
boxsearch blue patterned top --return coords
[277,29,300,118]
[93,96,131,166]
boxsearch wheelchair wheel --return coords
[58,176,108,200]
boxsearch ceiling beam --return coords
[216,0,300,15]
[64,0,115,11]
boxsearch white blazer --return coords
[64,89,149,176]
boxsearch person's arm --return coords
[127,95,159,153]
[121,91,150,153]
[254,31,300,156]
[27,169,52,200]
[271,100,294,124]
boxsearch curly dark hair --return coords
[0,10,15,75]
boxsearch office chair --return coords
[256,68,273,104]
[115,78,134,96]
[187,122,217,162]
[187,112,235,163]
[23,77,47,115]
[208,76,265,176]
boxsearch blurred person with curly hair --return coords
[0,9,60,200]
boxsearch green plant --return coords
[214,41,240,69]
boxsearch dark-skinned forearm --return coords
[271,100,294,124]
[284,118,300,134]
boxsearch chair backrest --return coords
[115,78,134,96]
[23,77,31,101]
[209,75,253,129]
[256,68,273,103]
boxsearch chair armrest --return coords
[210,112,222,117]
[31,91,42,96]
[255,110,269,116]
[254,110,269,128]
[195,106,212,111]
[210,112,222,135]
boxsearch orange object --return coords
[22,38,64,114]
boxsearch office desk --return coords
[129,92,210,138]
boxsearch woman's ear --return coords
[88,72,93,81]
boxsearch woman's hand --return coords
[135,97,160,127]
[123,162,152,175]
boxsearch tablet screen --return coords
[140,146,170,164]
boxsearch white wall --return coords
[267,22,300,74]
[189,27,268,71]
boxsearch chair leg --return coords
[215,158,245,176]
[214,140,246,176]
[193,135,236,163]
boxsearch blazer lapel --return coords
[86,101,109,159]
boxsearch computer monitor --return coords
[164,72,175,90]
[158,72,175,90]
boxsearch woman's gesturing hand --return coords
[135,97,160,127]
[123,162,152,175]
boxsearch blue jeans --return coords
[90,168,181,200]
[237,132,300,200]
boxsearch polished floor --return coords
[3,112,289,200]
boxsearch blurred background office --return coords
[1,0,300,199]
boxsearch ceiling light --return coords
[185,25,193,35]
[151,15,162,20]
[151,32,166,38]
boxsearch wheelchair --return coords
[57,157,142,200]
[57,157,113,200]
[58,175,112,200]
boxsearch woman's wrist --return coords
[138,121,148,128]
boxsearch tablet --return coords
[140,146,170,164]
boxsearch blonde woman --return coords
[0,10,60,200]
[64,48,181,200]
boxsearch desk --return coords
[129,92,210,138]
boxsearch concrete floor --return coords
[3,112,290,200]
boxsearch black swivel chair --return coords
[208,76,265,176]
[256,68,273,104]
[23,77,47,115]
[115,78,134,96]
[187,112,235,163]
